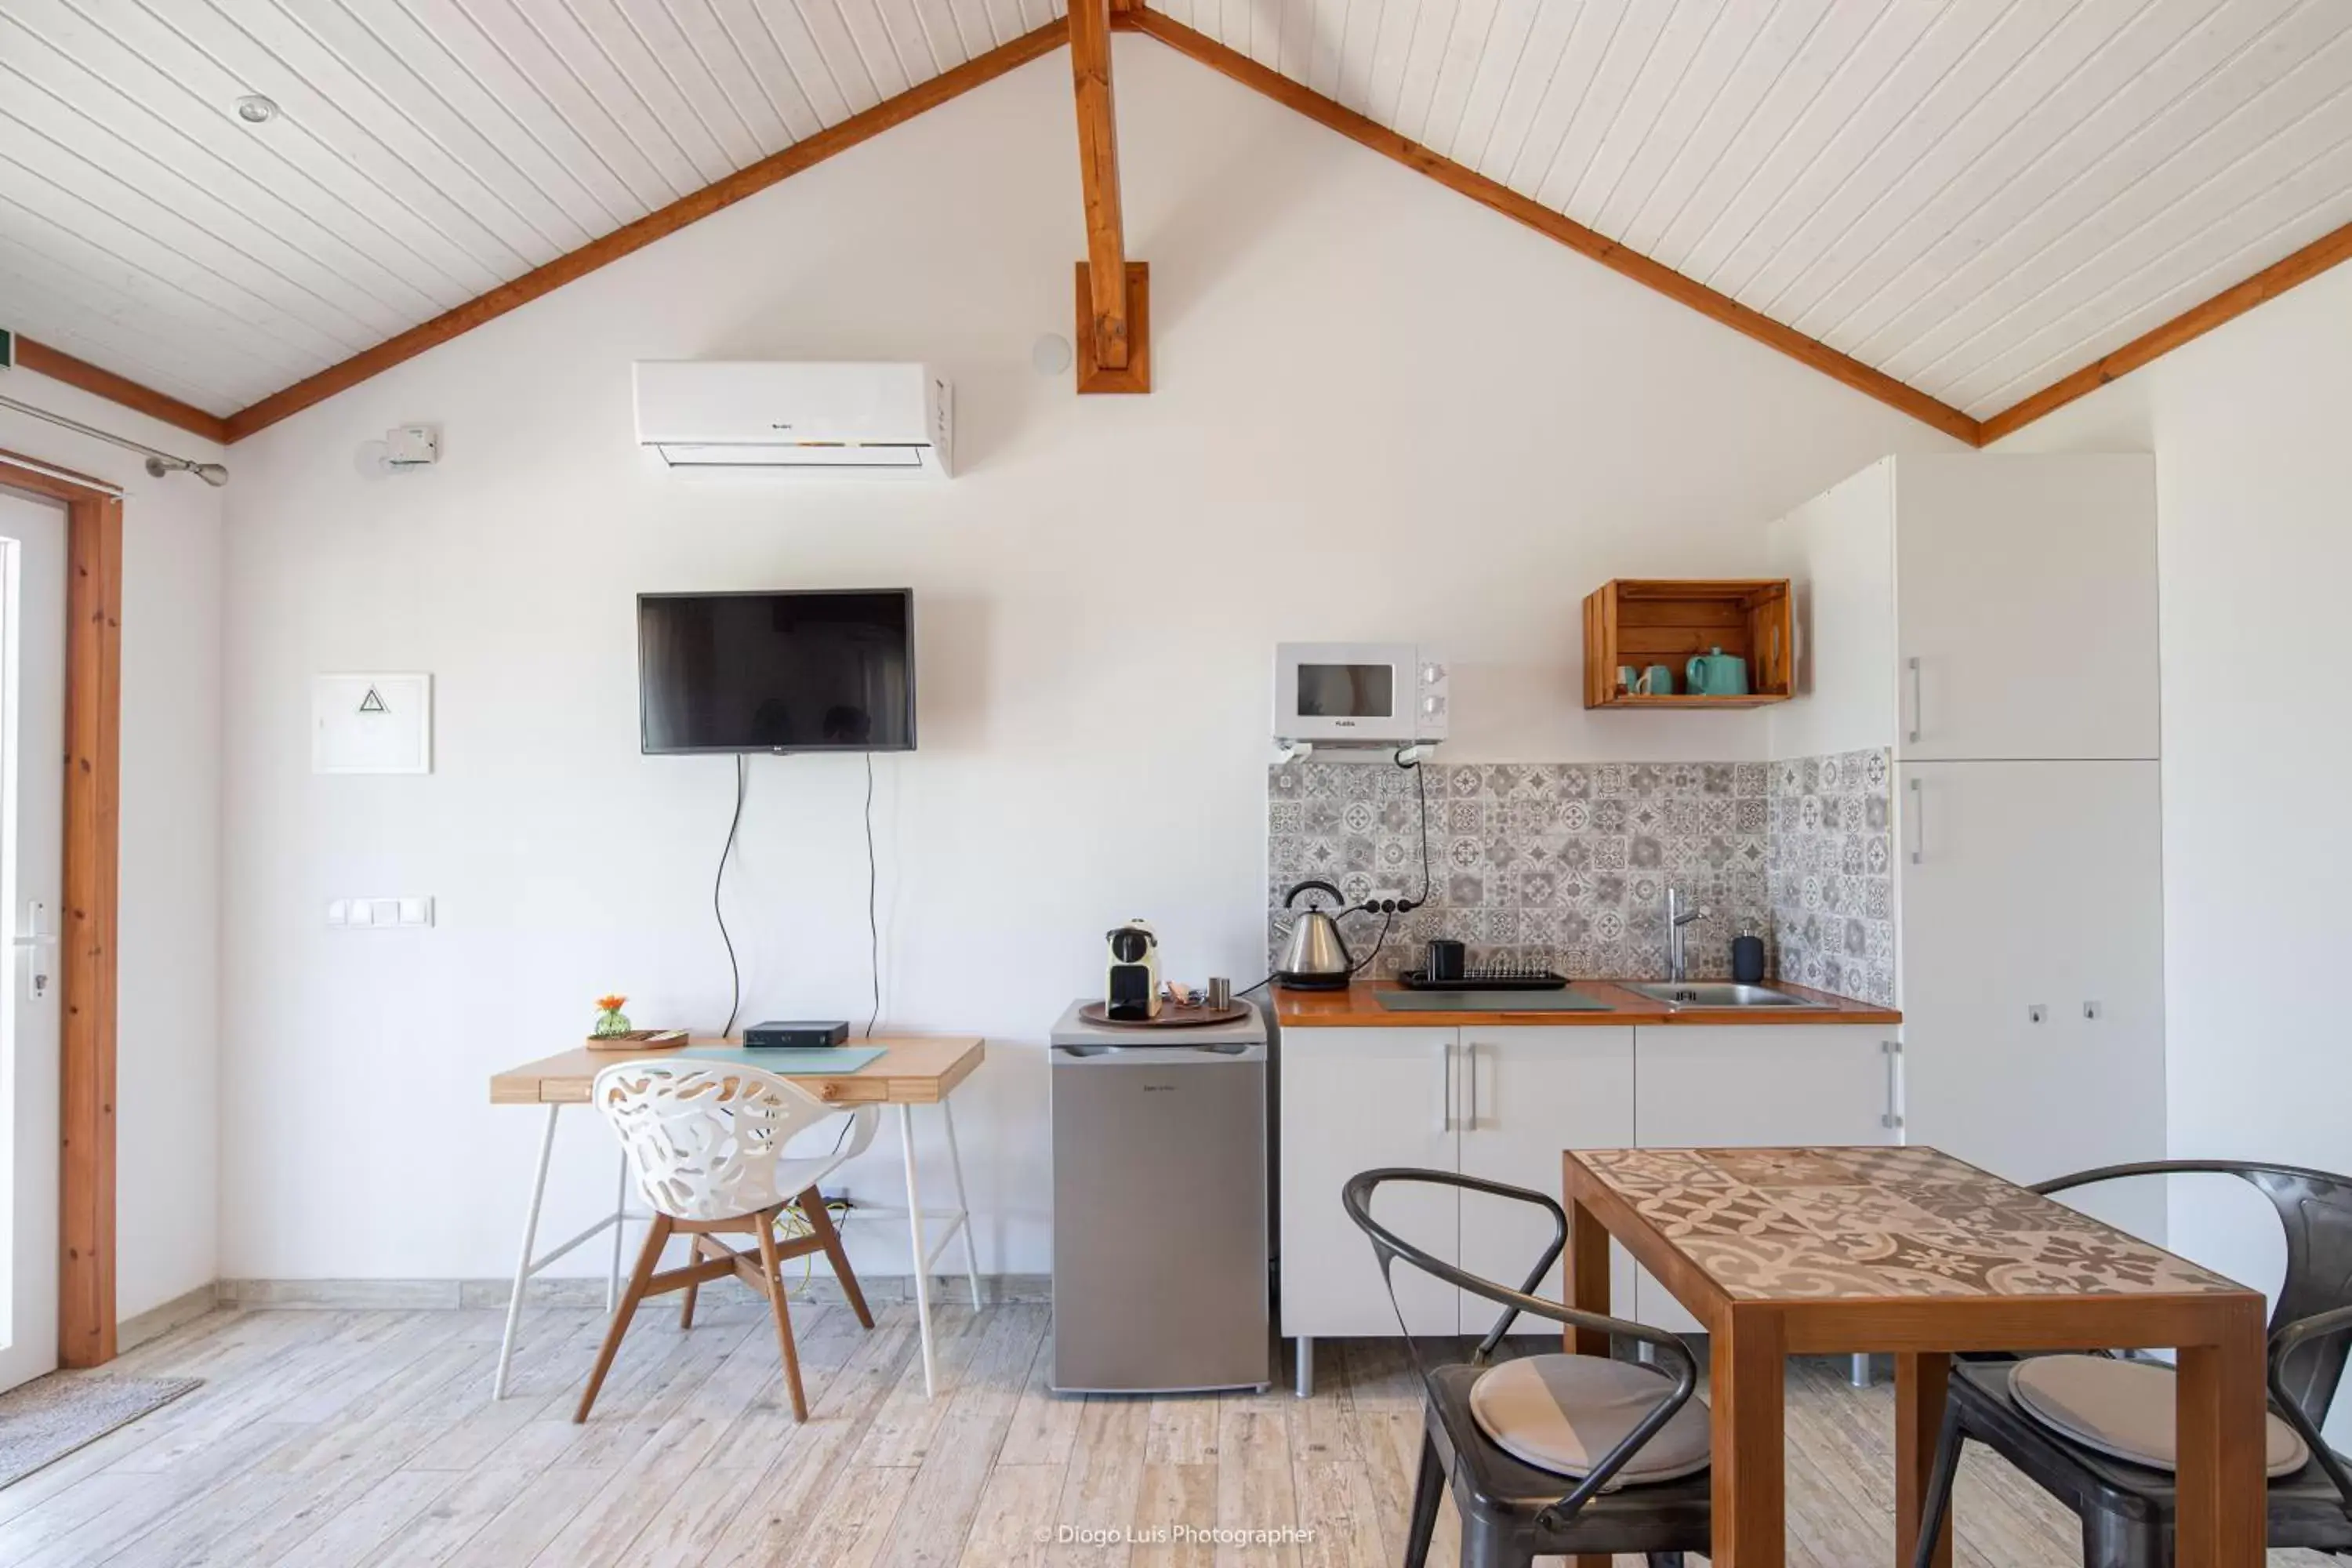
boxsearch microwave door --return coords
[1297,662,1396,723]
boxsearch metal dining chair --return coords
[575,1059,879,1425]
[1908,1160,2352,1568]
[1343,1168,1712,1568]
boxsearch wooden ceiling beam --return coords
[1976,216,2352,444]
[220,20,1066,444]
[1119,9,1980,444]
[1070,0,1149,392]
[10,339,230,446]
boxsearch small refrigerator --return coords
[1047,1000,1272,1394]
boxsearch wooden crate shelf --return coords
[1583,579,1793,709]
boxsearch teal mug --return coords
[1637,663,1675,695]
[1686,646,1748,696]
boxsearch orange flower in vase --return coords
[592,995,632,1038]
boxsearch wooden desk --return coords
[1563,1145,2267,1568]
[488,1036,985,1401]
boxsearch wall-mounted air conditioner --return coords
[632,361,953,477]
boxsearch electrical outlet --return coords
[1367,887,1407,913]
[2082,1000,2103,1021]
[2028,1004,2048,1024]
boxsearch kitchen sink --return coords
[1621,982,1831,1010]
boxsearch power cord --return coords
[1247,749,1433,992]
[863,752,880,1039]
[716,753,748,1036]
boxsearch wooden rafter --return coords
[13,339,228,446]
[1121,9,1980,444]
[1069,0,1149,392]
[218,21,1067,443]
[1974,215,2352,444]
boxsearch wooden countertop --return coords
[1272,980,1899,1029]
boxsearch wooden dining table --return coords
[1563,1145,2269,1568]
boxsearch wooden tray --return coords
[585,1029,688,1052]
[1076,1001,1251,1029]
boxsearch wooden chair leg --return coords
[575,1213,671,1423]
[755,1210,810,1420]
[798,1185,873,1330]
[679,1236,704,1329]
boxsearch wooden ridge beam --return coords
[222,20,1068,444]
[12,340,230,446]
[1975,216,2352,444]
[1070,0,1148,391]
[1118,9,1979,443]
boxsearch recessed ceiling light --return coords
[234,95,279,125]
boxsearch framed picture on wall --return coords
[312,673,432,775]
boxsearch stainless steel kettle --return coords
[1275,880,1354,990]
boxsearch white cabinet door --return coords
[1279,1028,1461,1337]
[1893,455,2158,762]
[1457,1027,1637,1334]
[1630,1025,1899,1333]
[1899,760,2167,1241]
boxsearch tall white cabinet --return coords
[1769,454,2167,1240]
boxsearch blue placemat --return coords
[673,1045,887,1074]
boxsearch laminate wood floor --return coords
[0,1301,2328,1566]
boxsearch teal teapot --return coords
[1686,646,1749,697]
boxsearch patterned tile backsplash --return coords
[1766,748,1896,1007]
[1265,748,1896,1003]
[1266,760,1773,982]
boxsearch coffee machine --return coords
[1104,920,1161,1021]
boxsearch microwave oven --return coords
[1273,643,1448,749]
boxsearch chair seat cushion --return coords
[1466,1355,1711,1487]
[2009,1355,2309,1478]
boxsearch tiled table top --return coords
[1574,1145,2245,1301]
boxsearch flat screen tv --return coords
[638,589,916,754]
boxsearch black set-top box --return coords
[743,1020,850,1049]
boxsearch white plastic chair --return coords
[575,1059,880,1422]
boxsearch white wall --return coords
[216,39,1960,1284]
[1996,256,2352,1431]
[0,368,223,1319]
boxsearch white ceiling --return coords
[2,1,2350,425]
[0,0,1066,416]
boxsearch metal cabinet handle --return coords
[1436,1040,1454,1134]
[1906,655,1922,745]
[1465,1041,1484,1131]
[1907,776,1924,865]
[1880,1039,1904,1131]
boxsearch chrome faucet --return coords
[1665,887,1708,983]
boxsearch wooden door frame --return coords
[0,446,122,1368]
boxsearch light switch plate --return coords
[397,897,433,927]
[326,900,348,927]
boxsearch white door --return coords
[1279,1028,1460,1337]
[0,489,67,1395]
[1457,1026,1637,1333]
[1630,1025,1899,1333]
[1899,760,2167,1242]
[1892,454,2159,762]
